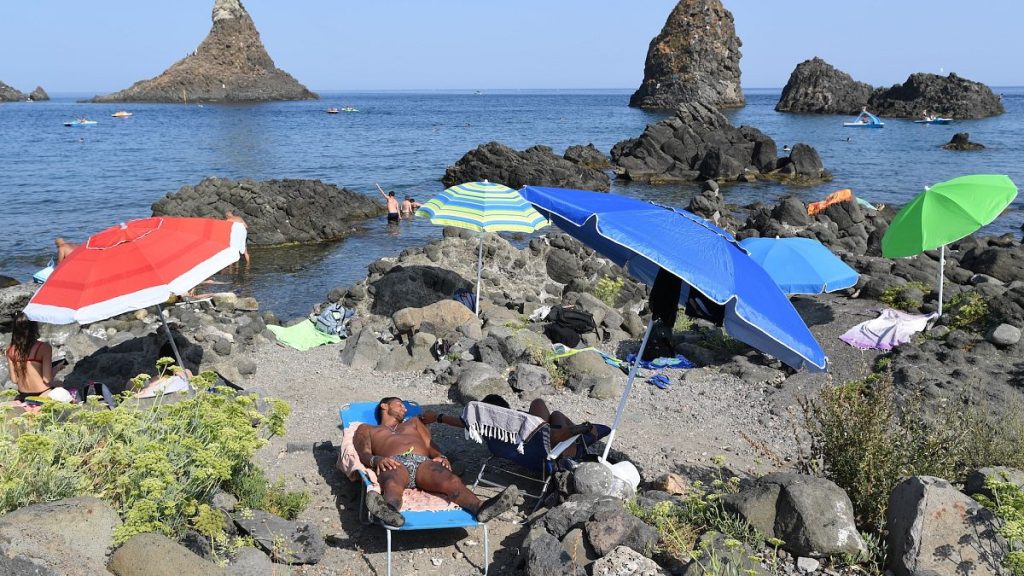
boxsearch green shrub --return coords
[800,373,1024,532]
[975,474,1024,575]
[593,276,625,307]
[947,291,990,331]
[699,329,747,356]
[673,313,695,333]
[0,368,292,544]
[880,282,929,312]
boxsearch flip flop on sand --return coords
[647,374,671,390]
[476,485,519,522]
[366,491,405,527]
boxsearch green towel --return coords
[267,320,342,351]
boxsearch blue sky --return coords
[2,1,1020,93]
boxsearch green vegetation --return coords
[593,276,625,307]
[673,313,696,333]
[879,281,929,312]
[800,371,1024,532]
[947,291,990,331]
[0,361,300,546]
[975,474,1024,575]
[527,343,568,388]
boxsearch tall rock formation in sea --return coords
[0,81,27,102]
[91,0,317,103]
[775,57,873,114]
[629,0,744,110]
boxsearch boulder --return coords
[392,299,476,336]
[225,547,274,576]
[109,533,226,576]
[943,132,986,151]
[0,497,120,575]
[964,466,1024,501]
[564,144,611,169]
[544,495,623,539]
[612,102,829,185]
[868,72,1004,119]
[0,283,37,326]
[585,507,659,557]
[776,57,873,114]
[152,177,384,246]
[443,142,610,192]
[90,0,316,102]
[887,476,1004,576]
[369,265,470,317]
[629,0,743,110]
[526,531,583,576]
[561,528,599,570]
[511,363,551,394]
[455,361,512,403]
[986,323,1021,347]
[573,462,635,500]
[722,473,865,557]
[338,328,388,370]
[230,509,325,564]
[592,546,670,576]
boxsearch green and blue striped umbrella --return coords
[416,181,549,314]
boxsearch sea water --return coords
[1,88,1021,319]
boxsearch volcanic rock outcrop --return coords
[611,102,829,184]
[629,0,744,110]
[442,142,611,192]
[776,59,1003,119]
[0,81,26,102]
[868,72,1003,119]
[151,177,384,246]
[91,0,316,103]
[775,57,874,114]
[28,87,49,101]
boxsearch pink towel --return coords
[839,308,937,351]
[336,422,459,512]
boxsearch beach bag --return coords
[314,303,355,337]
[544,322,581,347]
[547,306,597,335]
[452,288,477,312]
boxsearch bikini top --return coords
[5,341,44,364]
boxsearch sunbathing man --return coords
[353,397,519,527]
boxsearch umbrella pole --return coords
[937,245,945,317]
[601,318,655,462]
[155,303,193,394]
[475,233,484,316]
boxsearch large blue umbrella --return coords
[739,237,859,295]
[518,186,828,459]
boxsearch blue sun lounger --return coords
[339,401,490,576]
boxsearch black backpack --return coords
[547,305,597,334]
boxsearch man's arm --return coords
[352,425,375,468]
[375,183,388,199]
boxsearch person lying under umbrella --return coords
[352,397,519,527]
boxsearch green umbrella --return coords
[882,174,1018,315]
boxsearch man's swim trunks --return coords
[387,212,400,222]
[392,453,429,488]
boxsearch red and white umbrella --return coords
[25,217,246,325]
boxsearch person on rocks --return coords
[4,312,67,402]
[353,396,519,526]
[224,210,251,265]
[376,184,401,224]
[54,237,78,265]
[421,394,610,449]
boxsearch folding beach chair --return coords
[338,401,490,576]
[464,401,593,513]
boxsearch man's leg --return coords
[366,466,410,527]
[415,461,519,522]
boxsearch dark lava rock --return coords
[90,0,317,103]
[868,72,1003,119]
[776,57,874,114]
[942,132,985,151]
[611,102,829,184]
[28,86,49,101]
[442,141,610,191]
[629,0,744,110]
[152,177,385,246]
[563,144,610,169]
[0,80,26,102]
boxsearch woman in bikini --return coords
[5,312,62,401]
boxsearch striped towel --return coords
[462,401,545,454]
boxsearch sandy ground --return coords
[242,291,882,576]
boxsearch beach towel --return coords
[839,308,937,351]
[267,320,342,351]
[807,189,853,216]
[337,422,458,512]
[462,402,545,454]
[625,353,694,370]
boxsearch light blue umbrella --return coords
[739,237,859,295]
[519,186,827,460]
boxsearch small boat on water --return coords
[340,106,358,113]
[914,116,952,125]
[326,107,339,114]
[64,119,98,127]
[843,110,884,128]
[111,110,133,118]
